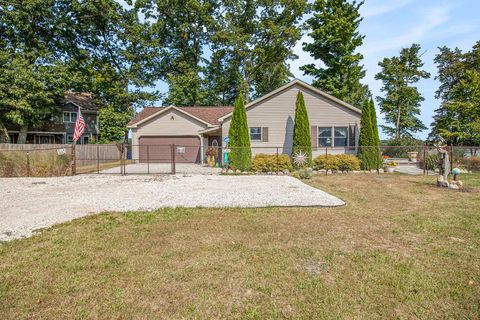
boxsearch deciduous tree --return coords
[429,42,480,145]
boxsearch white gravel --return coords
[0,175,344,241]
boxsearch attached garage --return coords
[139,136,200,163]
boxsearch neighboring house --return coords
[127,79,362,163]
[7,92,100,144]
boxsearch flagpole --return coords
[71,105,81,176]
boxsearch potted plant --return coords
[385,161,397,173]
[205,147,218,167]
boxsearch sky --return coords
[135,0,480,140]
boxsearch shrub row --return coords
[251,154,293,172]
[313,154,361,171]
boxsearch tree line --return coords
[0,0,478,145]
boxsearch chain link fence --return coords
[1,143,478,177]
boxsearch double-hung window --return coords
[63,111,77,123]
[318,127,332,147]
[249,127,262,141]
[318,126,349,147]
[334,127,348,147]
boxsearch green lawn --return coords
[1,173,479,319]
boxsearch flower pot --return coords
[385,166,395,173]
[407,151,418,162]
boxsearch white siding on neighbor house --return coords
[131,108,208,160]
[221,83,361,156]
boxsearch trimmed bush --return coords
[292,91,312,167]
[358,99,374,169]
[369,98,382,169]
[293,167,314,179]
[251,154,293,173]
[314,154,360,171]
[228,94,251,171]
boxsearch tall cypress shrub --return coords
[358,99,375,170]
[228,94,251,171]
[292,91,312,166]
[369,98,381,169]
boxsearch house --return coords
[127,79,361,163]
[7,92,100,144]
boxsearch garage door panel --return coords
[139,136,200,163]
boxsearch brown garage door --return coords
[139,136,200,163]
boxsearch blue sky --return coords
[291,0,480,139]
[136,0,479,140]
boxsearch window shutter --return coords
[262,127,269,142]
[349,125,355,147]
[311,126,318,149]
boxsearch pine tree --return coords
[358,99,375,170]
[375,44,430,139]
[369,98,381,169]
[228,94,252,171]
[301,0,369,108]
[292,91,312,166]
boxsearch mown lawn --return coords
[1,173,479,319]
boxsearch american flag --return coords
[73,109,86,143]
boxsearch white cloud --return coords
[361,0,414,18]
[361,6,451,55]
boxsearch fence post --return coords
[171,144,176,174]
[123,145,128,175]
[450,144,454,172]
[26,151,30,177]
[325,147,328,175]
[71,144,76,176]
[423,144,427,176]
[276,147,279,175]
[147,145,150,175]
[97,144,100,174]
[120,144,124,176]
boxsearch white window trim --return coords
[317,126,350,148]
[249,127,262,141]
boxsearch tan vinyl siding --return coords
[222,83,360,155]
[311,126,318,149]
[131,109,208,160]
[262,127,269,142]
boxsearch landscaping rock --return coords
[235,169,241,174]
[378,168,384,173]
[319,169,326,174]
[283,169,290,175]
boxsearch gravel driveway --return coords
[0,175,344,241]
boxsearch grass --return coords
[1,173,479,319]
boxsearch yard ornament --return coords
[293,150,308,167]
